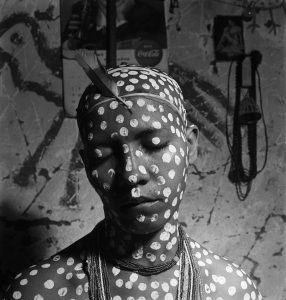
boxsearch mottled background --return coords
[0,0,285,299]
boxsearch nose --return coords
[118,145,150,188]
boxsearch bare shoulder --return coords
[4,236,91,300]
[189,239,263,300]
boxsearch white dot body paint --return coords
[152,137,160,145]
[162,153,171,163]
[130,119,138,127]
[150,164,159,174]
[131,187,141,198]
[116,114,124,123]
[122,144,129,153]
[138,165,147,174]
[125,157,132,171]
[142,114,150,122]
[136,214,145,222]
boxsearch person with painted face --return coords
[4,61,262,300]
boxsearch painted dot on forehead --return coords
[109,101,118,109]
[126,84,135,92]
[117,80,124,86]
[139,74,148,79]
[142,83,150,90]
[168,113,174,122]
[176,128,181,137]
[137,98,145,107]
[147,104,157,112]
[129,78,139,84]
[152,121,161,129]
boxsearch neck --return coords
[102,217,180,268]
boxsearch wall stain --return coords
[0,215,80,230]
[0,12,61,77]
[169,62,232,148]
[13,110,65,187]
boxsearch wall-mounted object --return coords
[213,15,245,61]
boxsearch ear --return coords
[186,125,199,164]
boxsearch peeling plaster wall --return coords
[0,0,285,299]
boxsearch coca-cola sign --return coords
[135,40,163,66]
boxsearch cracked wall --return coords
[0,0,285,299]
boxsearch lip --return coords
[120,196,159,209]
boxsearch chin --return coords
[116,216,167,235]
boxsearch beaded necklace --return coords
[85,221,204,300]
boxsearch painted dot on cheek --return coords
[172,197,178,206]
[138,165,147,174]
[164,209,171,219]
[157,176,166,185]
[135,150,143,157]
[175,155,181,165]
[142,114,150,122]
[168,170,175,179]
[150,164,159,174]
[163,187,171,197]
[162,153,171,163]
